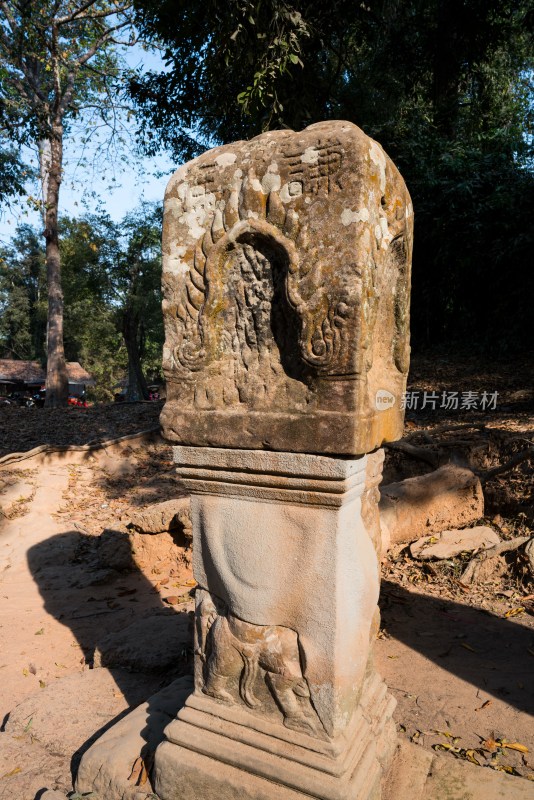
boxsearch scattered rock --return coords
[410,526,500,560]
[37,791,68,799]
[164,595,180,605]
[4,668,163,762]
[380,464,484,549]
[93,611,192,673]
[128,498,191,536]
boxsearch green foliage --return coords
[0,1,134,148]
[0,204,163,401]
[131,0,534,351]
[0,145,28,204]
[0,225,47,360]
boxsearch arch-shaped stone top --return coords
[161,121,413,456]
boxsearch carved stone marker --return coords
[160,120,412,456]
[154,121,413,800]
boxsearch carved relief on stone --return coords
[168,171,356,394]
[161,121,413,455]
[195,589,323,737]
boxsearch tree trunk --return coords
[122,309,148,401]
[42,126,68,407]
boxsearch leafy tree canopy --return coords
[130,0,533,162]
[131,0,534,350]
[0,0,137,405]
[0,204,163,401]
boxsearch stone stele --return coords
[153,122,412,800]
[76,121,411,800]
[160,120,413,456]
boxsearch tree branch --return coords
[383,440,440,468]
[54,0,100,25]
[481,447,534,484]
[77,19,132,67]
[56,1,133,26]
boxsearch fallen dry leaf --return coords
[475,700,492,712]
[490,763,521,776]
[460,642,478,653]
[433,730,461,741]
[504,607,525,618]
[128,756,143,784]
[482,734,498,752]
[1,767,21,778]
[128,755,149,786]
[465,749,482,765]
[433,743,462,755]
[499,740,529,754]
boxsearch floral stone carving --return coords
[160,120,413,455]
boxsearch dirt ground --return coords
[0,400,162,459]
[0,354,532,796]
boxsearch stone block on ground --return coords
[128,498,191,536]
[380,464,484,549]
[383,740,434,800]
[410,526,500,560]
[93,610,192,673]
[424,750,534,800]
[75,675,193,800]
[384,740,534,800]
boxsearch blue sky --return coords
[0,46,178,243]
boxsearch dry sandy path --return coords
[0,460,79,721]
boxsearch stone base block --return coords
[153,674,396,800]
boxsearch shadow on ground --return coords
[380,579,534,716]
[22,529,534,794]
[26,529,193,782]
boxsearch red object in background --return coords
[67,395,88,407]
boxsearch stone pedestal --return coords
[76,120,412,800]
[153,446,396,800]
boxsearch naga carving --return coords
[161,121,413,455]
[195,589,323,737]
[171,167,356,384]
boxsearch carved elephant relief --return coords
[196,589,322,737]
